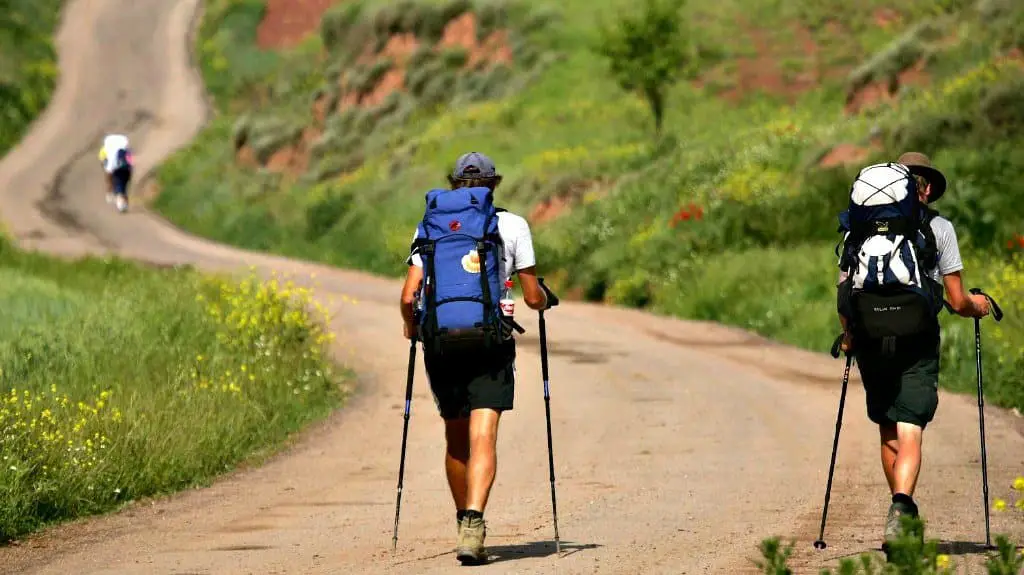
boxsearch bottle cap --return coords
[505,280,514,288]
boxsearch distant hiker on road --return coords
[835,152,991,548]
[399,152,551,564]
[97,133,133,212]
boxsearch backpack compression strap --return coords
[413,238,443,353]
[474,209,505,349]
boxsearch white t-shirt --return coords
[406,210,537,283]
[101,134,130,173]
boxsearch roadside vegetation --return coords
[0,1,346,542]
[157,0,1024,416]
[755,478,1024,572]
[0,244,344,542]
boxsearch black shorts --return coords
[111,166,132,195]
[423,338,516,420]
[856,336,940,428]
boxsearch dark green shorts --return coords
[856,339,940,428]
[423,339,516,420]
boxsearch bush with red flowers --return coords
[670,203,704,228]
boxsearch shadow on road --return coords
[486,540,602,563]
[394,540,602,567]
[935,539,1023,557]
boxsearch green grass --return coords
[0,0,346,542]
[0,238,344,542]
[0,0,62,152]
[155,0,1024,411]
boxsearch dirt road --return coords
[0,1,1021,573]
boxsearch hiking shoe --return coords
[883,500,920,548]
[884,502,904,542]
[455,515,487,564]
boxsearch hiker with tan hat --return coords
[834,152,991,549]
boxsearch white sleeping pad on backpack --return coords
[850,163,913,206]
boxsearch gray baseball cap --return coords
[452,152,499,179]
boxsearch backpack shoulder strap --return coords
[915,206,940,271]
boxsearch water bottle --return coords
[500,280,515,318]
[414,280,425,321]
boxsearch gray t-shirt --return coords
[927,215,964,282]
[838,214,963,287]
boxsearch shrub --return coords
[847,27,929,97]
[439,46,470,70]
[594,0,691,135]
[440,0,473,24]
[320,3,364,53]
[231,115,251,150]
[477,0,510,41]
[305,190,354,240]
[418,69,459,106]
[979,75,1024,135]
[407,44,437,71]
[247,120,302,164]
[357,58,394,95]
[414,5,451,43]
[407,57,448,97]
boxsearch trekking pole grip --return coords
[830,333,844,359]
[538,277,560,309]
[969,288,1003,322]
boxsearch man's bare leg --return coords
[456,408,501,563]
[105,172,114,201]
[893,422,924,496]
[883,421,924,545]
[444,417,470,515]
[465,408,501,513]
[880,424,898,494]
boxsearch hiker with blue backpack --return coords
[831,152,991,549]
[397,152,553,564]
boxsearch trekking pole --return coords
[537,277,561,555]
[968,288,1003,550]
[814,333,854,550]
[392,322,420,553]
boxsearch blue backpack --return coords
[115,148,131,171]
[835,162,943,355]
[413,187,506,354]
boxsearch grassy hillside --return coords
[155,0,1024,411]
[0,0,62,152]
[0,1,345,542]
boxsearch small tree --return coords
[595,0,689,135]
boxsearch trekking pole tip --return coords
[813,539,827,550]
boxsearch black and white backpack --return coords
[835,162,944,355]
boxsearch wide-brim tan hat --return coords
[898,151,946,203]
